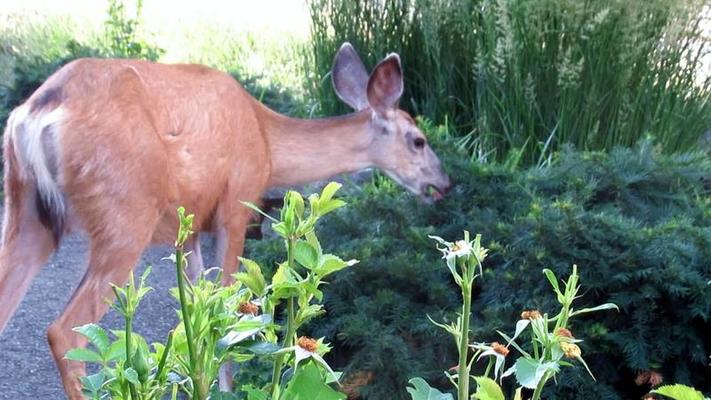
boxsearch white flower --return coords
[429,235,474,261]
[429,232,487,283]
[471,341,514,381]
[274,336,340,382]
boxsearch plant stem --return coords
[457,282,472,400]
[175,244,200,399]
[483,357,494,379]
[125,314,139,400]
[531,371,550,400]
[270,237,299,400]
[156,330,174,384]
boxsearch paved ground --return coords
[0,232,219,399]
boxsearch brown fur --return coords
[0,46,450,399]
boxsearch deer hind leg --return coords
[0,107,62,333]
[0,182,57,333]
[47,218,156,400]
[215,204,256,391]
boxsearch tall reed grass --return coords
[305,0,711,164]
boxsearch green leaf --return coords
[242,384,269,400]
[514,358,559,389]
[473,377,505,400]
[295,240,320,269]
[80,371,105,396]
[316,255,355,278]
[244,341,280,355]
[319,199,346,216]
[320,182,342,203]
[272,263,301,299]
[132,343,151,382]
[241,201,278,222]
[236,257,267,296]
[73,324,110,354]
[65,348,103,363]
[570,303,619,316]
[542,269,561,296]
[651,384,706,400]
[305,231,322,254]
[105,340,126,361]
[218,314,272,348]
[124,367,140,385]
[405,377,454,400]
[288,190,305,219]
[281,362,346,400]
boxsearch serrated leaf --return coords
[305,231,322,254]
[236,257,267,296]
[405,377,454,400]
[65,348,103,363]
[271,263,302,299]
[73,324,110,354]
[316,255,355,278]
[282,362,346,400]
[218,314,272,348]
[295,240,319,269]
[514,358,559,389]
[80,371,105,395]
[473,376,505,400]
[651,384,706,400]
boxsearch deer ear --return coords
[332,42,370,111]
[366,53,403,115]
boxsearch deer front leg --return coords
[185,233,204,282]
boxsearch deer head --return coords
[332,43,451,202]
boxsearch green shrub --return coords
[305,0,711,164]
[0,0,163,129]
[246,140,711,399]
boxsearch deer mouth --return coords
[422,184,446,203]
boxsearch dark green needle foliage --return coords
[247,138,711,399]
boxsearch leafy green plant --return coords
[68,183,354,399]
[407,233,617,399]
[305,0,711,164]
[101,0,163,60]
[245,136,711,399]
[66,268,176,399]
[651,384,710,400]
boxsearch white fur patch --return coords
[9,105,66,216]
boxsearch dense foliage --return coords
[247,140,711,399]
[306,0,711,164]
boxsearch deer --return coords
[0,42,450,398]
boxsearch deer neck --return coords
[258,106,374,187]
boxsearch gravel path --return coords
[0,232,219,399]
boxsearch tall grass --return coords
[305,0,711,164]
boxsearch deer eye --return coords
[413,137,426,149]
